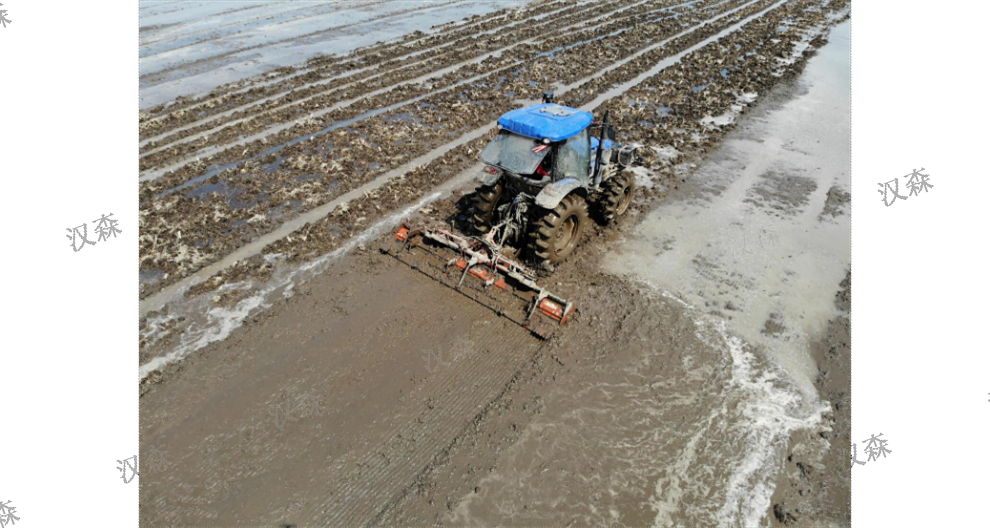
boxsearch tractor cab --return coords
[480,102,596,186]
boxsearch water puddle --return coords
[262,156,284,173]
[604,19,850,397]
[293,172,321,183]
[186,180,260,210]
[387,112,422,124]
[140,268,167,287]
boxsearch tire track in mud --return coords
[138,0,762,309]
[138,0,681,160]
[371,279,721,527]
[139,0,581,124]
[310,321,539,527]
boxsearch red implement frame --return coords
[385,224,576,338]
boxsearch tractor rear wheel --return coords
[598,171,635,224]
[471,183,504,233]
[528,193,589,264]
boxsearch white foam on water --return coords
[639,282,828,528]
[706,319,829,527]
[139,192,442,380]
[649,402,724,527]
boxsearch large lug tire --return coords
[471,183,504,234]
[528,193,589,264]
[598,171,635,224]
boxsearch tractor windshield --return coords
[480,130,549,175]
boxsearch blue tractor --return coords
[472,91,640,263]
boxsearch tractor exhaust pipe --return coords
[592,110,609,188]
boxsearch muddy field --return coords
[139,1,851,526]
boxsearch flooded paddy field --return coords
[139,1,851,526]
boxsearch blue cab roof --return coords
[497,103,594,142]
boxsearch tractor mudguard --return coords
[617,145,639,167]
[535,178,583,209]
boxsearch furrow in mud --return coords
[138,0,686,159]
[142,0,744,190]
[139,0,582,126]
[139,0,747,183]
[138,0,764,302]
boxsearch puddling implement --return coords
[383,223,576,339]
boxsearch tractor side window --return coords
[554,129,590,184]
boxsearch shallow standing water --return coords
[605,19,851,397]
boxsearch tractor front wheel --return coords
[598,171,635,224]
[471,183,504,234]
[528,193,589,264]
